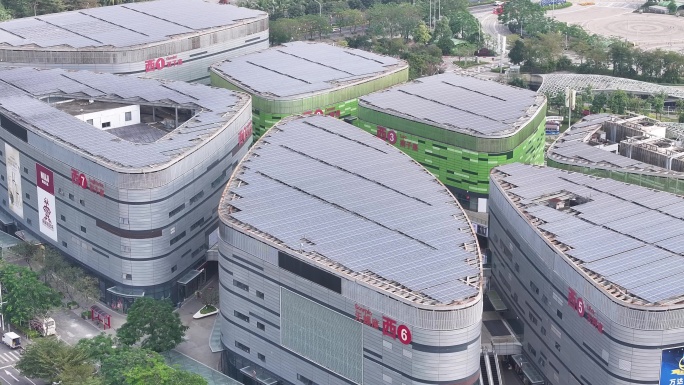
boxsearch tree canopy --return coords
[20,334,206,385]
[16,337,93,384]
[117,297,188,353]
[0,262,61,326]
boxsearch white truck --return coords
[29,317,56,337]
[1,332,21,349]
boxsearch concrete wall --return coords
[75,105,140,130]
[488,177,684,385]
[218,225,482,385]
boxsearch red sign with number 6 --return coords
[397,324,412,345]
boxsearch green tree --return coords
[117,297,188,353]
[100,348,206,385]
[0,262,61,326]
[396,3,422,41]
[627,94,644,114]
[77,333,118,362]
[269,18,301,45]
[413,21,431,45]
[10,241,41,271]
[668,0,677,13]
[402,44,443,79]
[508,39,525,65]
[430,16,452,43]
[453,42,474,62]
[337,8,365,32]
[436,35,455,55]
[448,11,480,43]
[610,40,635,77]
[16,337,93,383]
[0,2,12,20]
[651,91,666,119]
[591,92,608,114]
[608,90,628,114]
[498,0,544,37]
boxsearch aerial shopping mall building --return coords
[0,66,253,311]
[354,73,547,215]
[209,41,409,139]
[0,0,268,83]
[218,115,483,385]
[489,163,684,385]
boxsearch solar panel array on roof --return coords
[548,114,677,174]
[211,41,405,98]
[494,163,684,304]
[359,73,542,137]
[0,0,265,49]
[222,115,481,304]
[0,67,245,169]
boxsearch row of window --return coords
[232,279,265,300]
[234,341,265,362]
[233,310,266,331]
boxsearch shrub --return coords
[200,305,217,315]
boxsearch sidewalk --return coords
[174,277,221,370]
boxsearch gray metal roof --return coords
[221,115,482,306]
[210,41,407,99]
[0,66,248,170]
[0,0,266,49]
[547,114,682,174]
[359,73,545,137]
[493,163,684,305]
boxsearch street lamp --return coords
[314,0,321,16]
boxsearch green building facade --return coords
[208,41,409,139]
[355,74,547,213]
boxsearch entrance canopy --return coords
[106,286,145,297]
[178,269,202,285]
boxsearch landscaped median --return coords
[193,305,218,319]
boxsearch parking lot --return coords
[551,0,684,52]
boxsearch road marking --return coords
[4,369,17,382]
[7,352,19,361]
[66,331,74,338]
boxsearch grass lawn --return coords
[200,305,217,314]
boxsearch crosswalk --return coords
[0,351,21,364]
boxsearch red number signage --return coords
[567,288,603,333]
[71,169,105,197]
[376,126,418,151]
[354,304,412,344]
[145,55,184,72]
[238,122,253,146]
[303,106,341,118]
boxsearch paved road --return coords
[0,340,44,385]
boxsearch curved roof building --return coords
[355,73,547,213]
[0,0,268,83]
[0,66,253,308]
[210,41,409,138]
[218,115,483,385]
[489,163,684,385]
[548,113,684,194]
